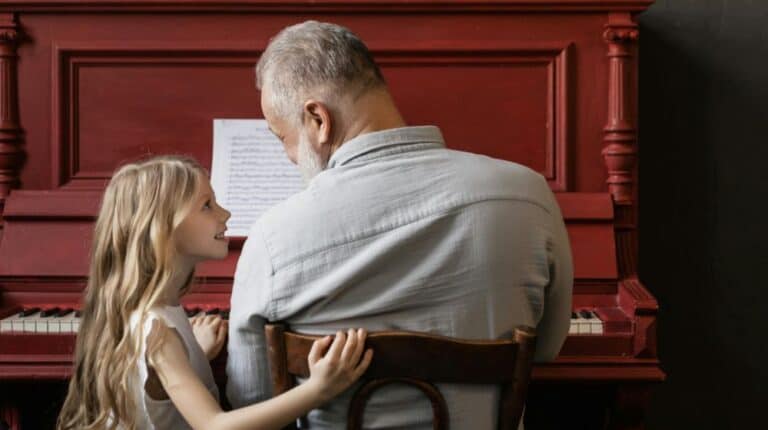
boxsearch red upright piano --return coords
[0,1,663,428]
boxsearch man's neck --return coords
[330,88,406,156]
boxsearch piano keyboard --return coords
[569,309,603,335]
[0,307,229,334]
[3,307,602,335]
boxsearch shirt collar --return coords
[327,125,446,169]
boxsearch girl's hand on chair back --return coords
[305,328,373,402]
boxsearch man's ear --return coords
[303,99,333,151]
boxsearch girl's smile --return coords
[175,175,232,266]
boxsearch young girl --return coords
[57,155,372,430]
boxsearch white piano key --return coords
[569,312,578,334]
[568,310,604,335]
[588,311,603,335]
[53,310,76,333]
[58,314,76,333]
[23,312,42,332]
[37,309,60,333]
[35,309,58,333]
[35,318,49,333]
[568,310,605,335]
[1,315,19,332]
[12,316,25,332]
[48,317,61,333]
[577,314,591,334]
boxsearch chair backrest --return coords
[265,323,537,430]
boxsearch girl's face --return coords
[175,176,231,265]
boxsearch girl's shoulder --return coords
[147,305,187,328]
[130,305,193,364]
[130,305,187,331]
[145,316,189,368]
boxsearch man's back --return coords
[227,126,573,429]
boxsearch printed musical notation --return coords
[211,119,305,236]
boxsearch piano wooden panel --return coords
[4,6,651,194]
[0,1,662,429]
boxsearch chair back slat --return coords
[264,324,296,396]
[500,327,537,429]
[265,324,537,430]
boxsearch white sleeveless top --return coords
[128,305,220,430]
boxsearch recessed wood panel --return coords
[52,45,263,188]
[53,43,570,190]
[379,44,570,190]
[75,62,262,177]
[387,63,548,172]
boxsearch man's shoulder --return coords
[446,148,541,177]
[256,148,552,228]
[250,146,556,269]
[441,149,552,200]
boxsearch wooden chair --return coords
[265,323,537,430]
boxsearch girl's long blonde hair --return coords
[57,155,206,430]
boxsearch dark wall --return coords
[638,0,768,428]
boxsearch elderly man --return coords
[227,20,573,429]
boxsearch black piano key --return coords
[205,308,221,315]
[40,307,61,317]
[185,307,201,317]
[56,308,74,317]
[19,307,40,317]
[74,310,82,318]
[571,311,578,319]
[221,310,230,320]
[578,310,592,319]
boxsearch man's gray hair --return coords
[256,21,386,124]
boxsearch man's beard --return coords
[296,131,327,184]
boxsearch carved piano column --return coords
[0,16,22,424]
[603,13,653,430]
[0,13,24,232]
[603,13,638,208]
[603,13,642,280]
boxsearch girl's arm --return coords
[147,321,372,430]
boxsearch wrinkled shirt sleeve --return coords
[226,223,274,407]
[534,198,574,361]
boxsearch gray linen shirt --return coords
[226,126,573,429]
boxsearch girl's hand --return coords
[191,314,228,360]
[306,329,373,402]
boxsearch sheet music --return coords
[211,119,305,237]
